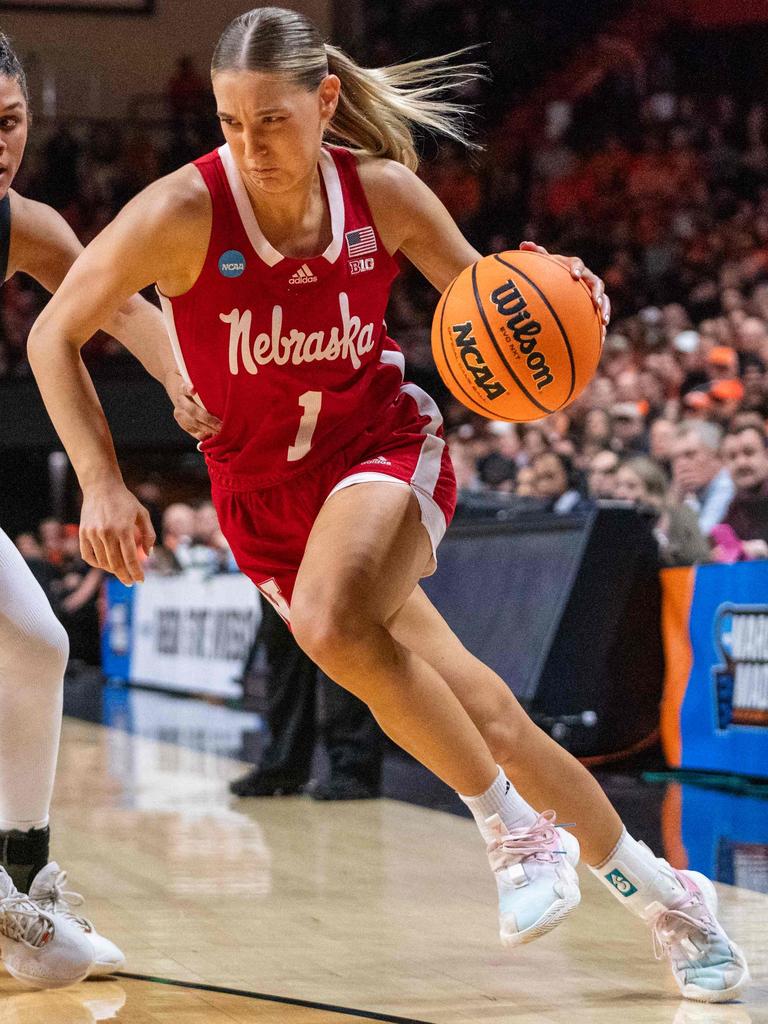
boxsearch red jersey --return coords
[160,143,405,487]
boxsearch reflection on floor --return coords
[0,976,415,1023]
[43,718,768,1023]
[63,677,768,895]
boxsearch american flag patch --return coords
[345,226,377,258]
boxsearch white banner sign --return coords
[131,574,261,698]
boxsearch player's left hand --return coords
[519,241,611,336]
[165,371,222,441]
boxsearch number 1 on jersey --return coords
[288,390,322,462]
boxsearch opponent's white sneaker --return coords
[646,868,750,1003]
[486,810,581,948]
[28,863,126,977]
[0,865,93,989]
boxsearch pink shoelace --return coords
[650,883,715,962]
[488,810,568,870]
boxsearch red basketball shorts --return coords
[209,383,456,622]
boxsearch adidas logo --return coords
[288,264,317,285]
[361,456,391,466]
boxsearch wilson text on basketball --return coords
[490,280,554,391]
[451,320,508,400]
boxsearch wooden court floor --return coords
[1,718,764,1024]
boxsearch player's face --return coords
[213,70,340,195]
[0,76,28,199]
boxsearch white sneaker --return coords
[486,810,581,948]
[0,865,93,989]
[646,868,750,1003]
[28,863,126,977]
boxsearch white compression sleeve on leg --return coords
[0,528,67,831]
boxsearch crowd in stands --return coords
[4,21,768,570]
[15,499,237,665]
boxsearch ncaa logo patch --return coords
[605,869,638,897]
[219,250,246,278]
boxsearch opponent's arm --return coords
[11,192,220,440]
[361,160,610,327]
[27,174,207,583]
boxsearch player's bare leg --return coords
[389,586,749,1001]
[388,586,622,862]
[291,481,581,946]
[292,484,495,794]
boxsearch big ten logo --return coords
[713,604,768,730]
[349,257,375,276]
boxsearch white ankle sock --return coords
[459,767,538,843]
[590,828,684,918]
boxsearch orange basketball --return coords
[431,250,603,422]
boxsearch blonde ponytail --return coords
[212,7,486,171]
[325,45,485,171]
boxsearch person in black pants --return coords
[231,597,383,800]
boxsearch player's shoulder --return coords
[354,156,425,250]
[355,155,421,206]
[8,190,68,244]
[6,190,81,277]
[122,164,210,231]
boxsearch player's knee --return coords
[20,612,69,682]
[292,600,370,675]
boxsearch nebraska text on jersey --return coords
[222,291,377,375]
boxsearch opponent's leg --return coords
[0,529,68,888]
[389,586,749,1000]
[0,530,123,982]
[0,529,98,986]
[291,484,579,945]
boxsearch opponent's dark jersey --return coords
[0,194,10,282]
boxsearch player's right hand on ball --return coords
[79,483,156,586]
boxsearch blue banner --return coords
[679,562,768,778]
[680,784,768,893]
[101,577,134,681]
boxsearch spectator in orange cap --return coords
[706,346,739,381]
[710,379,745,425]
[681,390,712,419]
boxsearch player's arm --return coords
[27,173,207,584]
[361,160,610,326]
[10,191,220,440]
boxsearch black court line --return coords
[118,972,433,1024]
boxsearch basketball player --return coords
[0,35,218,988]
[29,9,748,1002]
